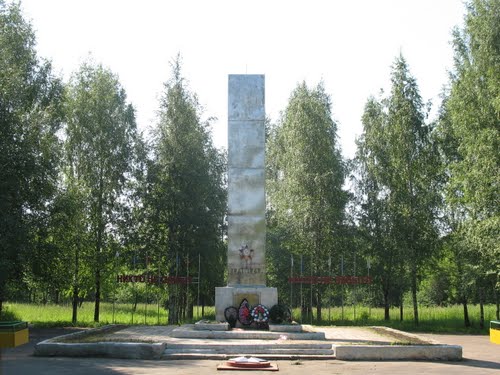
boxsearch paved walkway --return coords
[1,327,499,375]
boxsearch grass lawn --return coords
[2,302,495,334]
[294,304,496,334]
[2,301,214,328]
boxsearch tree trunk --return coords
[463,298,470,327]
[179,290,186,322]
[168,301,177,325]
[0,284,4,317]
[72,284,79,325]
[383,288,390,321]
[316,289,322,324]
[133,290,138,312]
[94,268,101,322]
[72,243,80,324]
[479,288,484,329]
[301,302,309,322]
[94,174,104,323]
[496,289,499,321]
[186,295,193,321]
[411,267,419,326]
[399,297,404,321]
[168,285,178,325]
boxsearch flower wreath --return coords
[238,299,253,325]
[250,304,270,323]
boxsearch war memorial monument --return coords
[30,74,463,364]
[215,74,278,322]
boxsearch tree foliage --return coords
[434,0,499,323]
[65,61,137,321]
[267,82,348,320]
[355,55,441,324]
[146,56,226,324]
[0,0,64,313]
[443,0,499,287]
[355,95,405,320]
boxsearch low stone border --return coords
[34,341,165,359]
[34,325,165,359]
[334,344,462,361]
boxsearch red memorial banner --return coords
[287,276,332,284]
[116,275,192,284]
[288,276,372,285]
[335,276,372,285]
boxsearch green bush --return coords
[0,306,21,321]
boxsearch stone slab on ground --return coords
[333,343,462,361]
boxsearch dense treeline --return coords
[0,1,226,324]
[266,0,499,327]
[0,0,498,327]
[354,55,442,326]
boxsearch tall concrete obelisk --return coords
[215,75,277,322]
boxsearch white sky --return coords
[20,0,466,159]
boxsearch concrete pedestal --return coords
[215,286,277,322]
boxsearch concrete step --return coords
[166,342,333,350]
[162,338,335,359]
[170,325,325,340]
[163,348,334,355]
[161,354,335,361]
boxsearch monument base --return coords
[215,286,278,322]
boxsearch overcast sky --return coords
[20,0,466,158]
